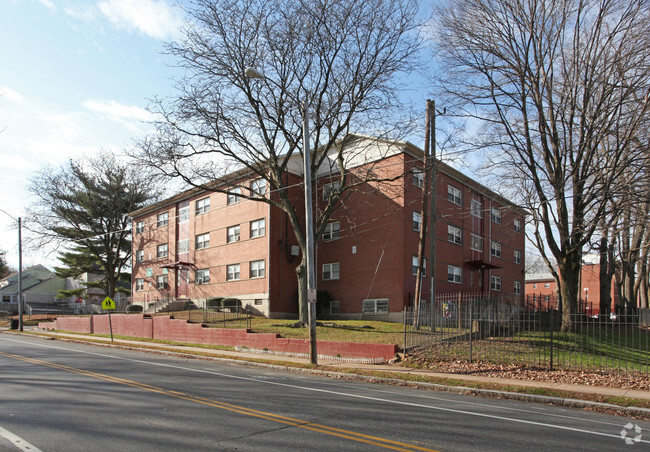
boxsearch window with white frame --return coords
[135,278,144,291]
[412,211,422,231]
[470,234,483,252]
[227,225,240,243]
[250,179,266,197]
[177,238,189,254]
[413,169,424,188]
[157,212,169,227]
[226,264,240,281]
[195,268,210,285]
[412,256,426,276]
[491,275,502,291]
[250,259,265,278]
[146,267,153,277]
[448,265,462,283]
[491,241,502,258]
[135,249,144,263]
[471,199,483,218]
[196,197,210,214]
[514,249,522,264]
[544,282,550,288]
[448,224,462,244]
[227,187,242,205]
[196,233,210,250]
[514,281,521,294]
[250,218,266,238]
[322,262,340,281]
[323,221,340,241]
[136,221,144,234]
[178,206,190,223]
[491,207,502,224]
[448,184,462,205]
[362,298,389,314]
[514,218,522,232]
[157,243,168,258]
[322,180,340,200]
[157,274,168,289]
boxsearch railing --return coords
[163,304,253,330]
[404,293,649,377]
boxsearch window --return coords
[514,218,522,232]
[491,276,502,291]
[329,301,340,314]
[491,241,502,258]
[412,256,426,276]
[2,295,10,303]
[196,233,210,250]
[322,180,340,200]
[250,218,266,238]
[136,221,144,234]
[196,197,210,214]
[362,298,389,314]
[135,278,144,291]
[412,211,422,232]
[544,282,550,288]
[413,169,424,188]
[227,187,242,205]
[227,225,240,243]
[448,185,462,205]
[447,225,462,244]
[533,283,537,289]
[470,234,483,252]
[157,212,169,227]
[251,179,267,197]
[471,199,483,218]
[226,264,240,281]
[448,265,462,284]
[322,262,340,281]
[323,221,340,241]
[177,238,189,254]
[254,299,263,306]
[135,249,144,263]
[178,206,190,223]
[157,275,168,289]
[514,281,521,294]
[146,267,153,277]
[514,249,522,264]
[250,259,265,278]
[196,269,210,285]
[157,243,168,258]
[491,207,502,224]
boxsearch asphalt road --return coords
[0,333,648,451]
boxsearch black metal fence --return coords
[404,293,649,377]
[164,305,253,330]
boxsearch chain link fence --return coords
[404,293,649,377]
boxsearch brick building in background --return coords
[130,135,526,321]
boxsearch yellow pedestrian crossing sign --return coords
[102,297,116,310]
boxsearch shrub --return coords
[222,298,241,310]
[206,297,223,308]
[127,304,143,313]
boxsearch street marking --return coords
[0,425,43,452]
[0,351,438,452]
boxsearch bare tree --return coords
[134,0,422,324]
[432,0,650,330]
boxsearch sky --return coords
[0,0,188,269]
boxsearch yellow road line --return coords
[1,351,439,451]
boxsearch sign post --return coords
[101,297,116,342]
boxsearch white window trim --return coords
[362,298,389,314]
[135,278,144,291]
[136,221,144,234]
[250,259,266,279]
[447,265,462,284]
[413,169,424,188]
[491,241,502,258]
[157,243,168,258]
[196,197,210,215]
[323,221,341,241]
[227,225,241,243]
[227,187,242,205]
[196,233,210,250]
[250,218,266,238]
[514,249,522,264]
[470,234,483,252]
[322,262,340,281]
[491,276,502,291]
[196,268,210,285]
[227,264,240,281]
[448,185,462,206]
[471,199,483,218]
[322,180,341,201]
[412,211,422,232]
[157,212,169,227]
[491,207,502,224]
[447,224,462,245]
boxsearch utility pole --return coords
[303,98,318,365]
[18,217,23,332]
[428,101,438,311]
[414,100,434,327]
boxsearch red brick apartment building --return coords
[130,135,526,321]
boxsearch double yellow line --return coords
[1,351,439,451]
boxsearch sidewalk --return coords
[10,329,649,413]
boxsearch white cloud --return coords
[98,0,184,40]
[83,99,154,122]
[0,86,25,103]
[37,0,56,12]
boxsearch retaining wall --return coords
[39,314,398,362]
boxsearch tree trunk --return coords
[557,254,581,332]
[295,260,309,325]
[598,236,612,319]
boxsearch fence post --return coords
[549,308,554,371]
[403,308,407,358]
[469,305,473,364]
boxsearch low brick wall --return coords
[38,314,398,362]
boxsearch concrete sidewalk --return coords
[10,329,649,411]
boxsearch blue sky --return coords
[0,0,187,268]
